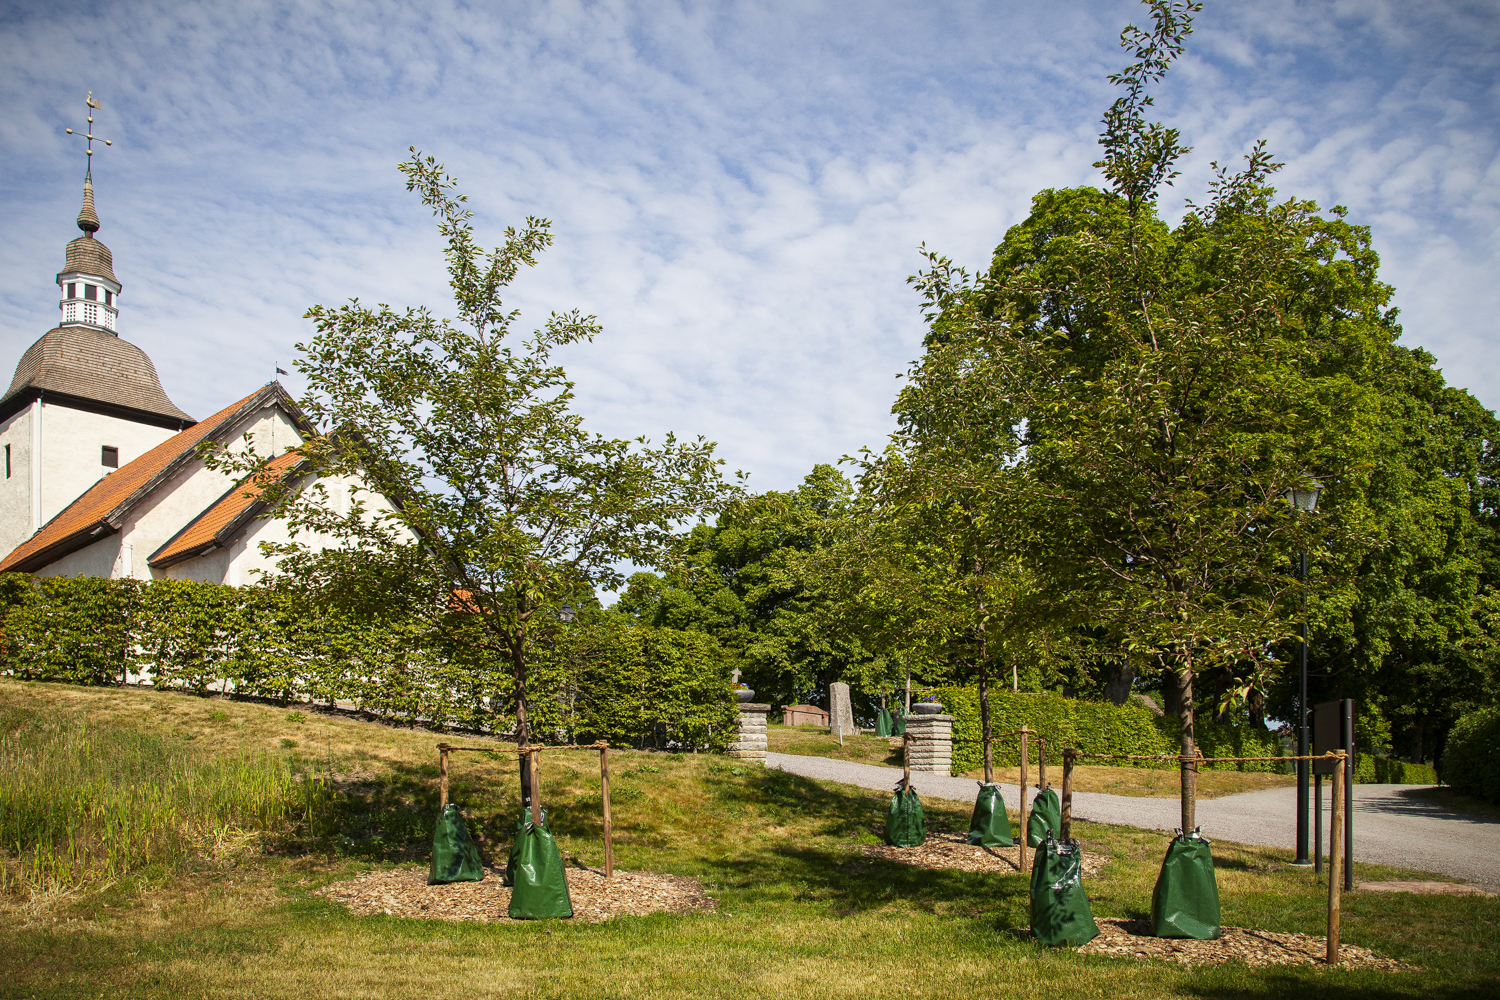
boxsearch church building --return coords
[0,166,388,583]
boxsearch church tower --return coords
[0,96,195,561]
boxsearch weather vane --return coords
[65,91,111,175]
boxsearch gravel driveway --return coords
[765,751,1500,888]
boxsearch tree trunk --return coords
[980,650,993,785]
[511,626,532,810]
[1178,667,1196,833]
[1247,686,1267,730]
[1103,661,1136,706]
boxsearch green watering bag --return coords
[876,708,893,737]
[1026,787,1061,848]
[504,807,550,886]
[892,710,907,736]
[1151,830,1221,940]
[1029,835,1099,946]
[508,812,574,920]
[967,782,1014,847]
[428,803,485,885]
[886,786,926,847]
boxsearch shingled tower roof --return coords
[0,326,196,428]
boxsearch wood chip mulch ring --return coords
[857,831,1109,877]
[315,864,716,923]
[1077,917,1420,971]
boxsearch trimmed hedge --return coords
[1352,754,1437,786]
[0,574,735,751]
[1442,705,1500,803]
[932,685,1287,777]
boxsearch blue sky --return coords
[2,1,1497,492]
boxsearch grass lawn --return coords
[767,722,1298,798]
[2,679,1495,1000]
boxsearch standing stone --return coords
[829,682,857,738]
[727,704,769,761]
[905,713,954,773]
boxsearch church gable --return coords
[0,384,311,574]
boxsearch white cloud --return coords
[1,0,1495,497]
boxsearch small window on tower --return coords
[85,285,98,301]
[104,290,113,306]
[66,283,76,298]
[101,446,118,469]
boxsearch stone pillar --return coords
[905,713,953,773]
[829,682,857,737]
[727,703,769,761]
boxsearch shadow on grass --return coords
[1176,973,1491,1000]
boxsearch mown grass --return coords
[767,721,1296,798]
[1,679,1495,1000]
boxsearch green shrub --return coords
[933,685,1286,777]
[0,574,733,751]
[1442,705,1500,803]
[1352,754,1437,785]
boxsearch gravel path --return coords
[766,752,1500,888]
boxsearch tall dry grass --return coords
[0,707,323,893]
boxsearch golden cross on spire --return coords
[65,92,112,176]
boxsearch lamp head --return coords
[1286,483,1322,513]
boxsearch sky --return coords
[2,0,1497,495]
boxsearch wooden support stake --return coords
[1019,725,1030,874]
[600,744,613,879]
[528,748,543,829]
[903,732,912,792]
[1061,749,1075,842]
[1038,738,1047,792]
[1327,751,1345,965]
[439,747,450,810]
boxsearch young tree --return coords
[238,151,734,796]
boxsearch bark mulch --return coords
[1077,917,1419,971]
[316,864,716,923]
[1358,880,1495,896]
[858,831,1109,877]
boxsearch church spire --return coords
[58,92,120,333]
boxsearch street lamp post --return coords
[1287,484,1320,867]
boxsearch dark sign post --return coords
[1313,698,1355,891]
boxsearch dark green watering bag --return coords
[966,782,1014,847]
[428,803,484,885]
[892,710,907,736]
[504,807,550,886]
[508,813,573,920]
[876,708,893,737]
[1029,835,1099,946]
[1026,787,1061,848]
[886,785,926,847]
[1151,829,1221,940]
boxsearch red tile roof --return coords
[149,450,306,569]
[0,385,298,573]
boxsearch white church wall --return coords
[35,532,120,579]
[160,545,231,585]
[39,403,179,527]
[0,407,34,558]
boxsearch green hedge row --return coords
[1352,754,1437,786]
[0,575,736,751]
[1442,706,1500,803]
[931,686,1287,776]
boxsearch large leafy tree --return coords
[238,150,733,781]
[898,0,1415,828]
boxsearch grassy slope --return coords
[768,723,1297,798]
[1,679,1495,1000]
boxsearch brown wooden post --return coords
[528,749,543,828]
[903,732,912,792]
[600,744,614,879]
[1019,725,1031,874]
[439,745,450,810]
[1061,749,1075,842]
[1327,751,1345,965]
[1037,737,1047,792]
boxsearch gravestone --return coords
[829,682,857,737]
